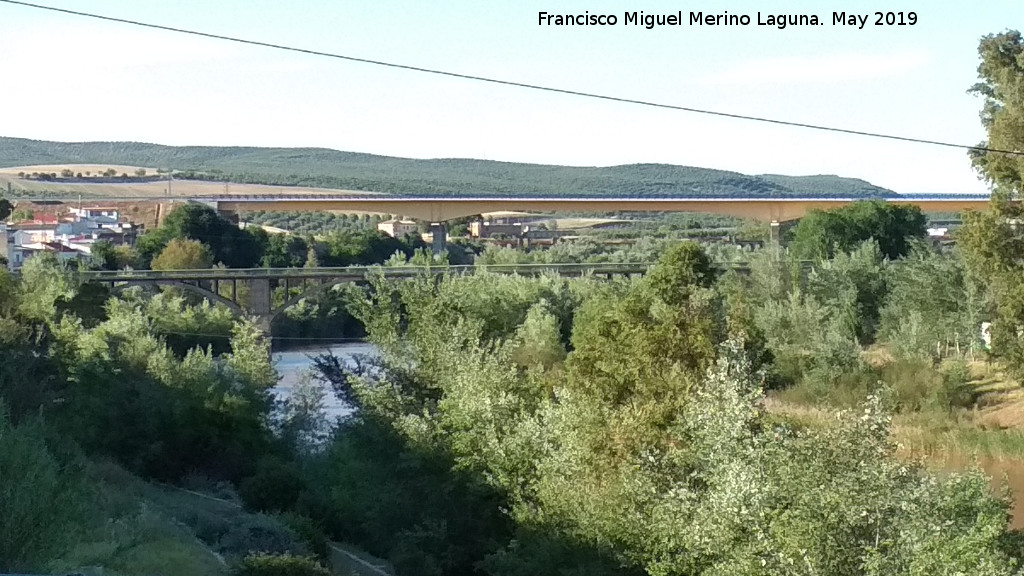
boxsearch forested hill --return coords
[0,136,897,198]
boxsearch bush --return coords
[239,457,305,513]
[218,513,308,559]
[232,553,329,576]
[882,358,974,413]
[0,405,90,572]
[281,513,331,564]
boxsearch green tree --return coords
[261,234,309,268]
[969,30,1024,196]
[10,208,32,222]
[91,240,140,270]
[137,204,264,268]
[0,404,89,572]
[789,200,926,260]
[0,198,11,221]
[151,237,214,270]
[958,30,1024,374]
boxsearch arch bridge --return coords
[81,263,658,336]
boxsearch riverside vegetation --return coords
[2,28,1024,576]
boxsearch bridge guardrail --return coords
[75,261,787,283]
[79,263,656,282]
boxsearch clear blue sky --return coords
[0,0,1020,193]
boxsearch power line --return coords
[2,0,1021,158]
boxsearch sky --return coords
[0,0,1021,194]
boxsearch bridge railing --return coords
[79,263,656,282]
[75,262,792,284]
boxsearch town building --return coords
[377,218,419,238]
[2,204,141,270]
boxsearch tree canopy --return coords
[969,30,1024,198]
[788,200,926,260]
[151,237,215,270]
[959,29,1024,375]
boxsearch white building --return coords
[377,219,418,238]
[70,206,120,221]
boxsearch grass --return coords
[44,461,392,576]
[48,462,228,576]
[765,351,1024,530]
[766,353,1024,461]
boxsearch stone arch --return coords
[108,280,245,316]
[272,279,357,318]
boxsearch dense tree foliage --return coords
[274,241,1018,575]
[969,30,1024,196]
[152,237,215,270]
[788,200,927,260]
[137,204,266,268]
[131,204,425,273]
[2,225,1022,574]
[958,30,1024,376]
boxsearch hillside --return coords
[0,136,898,199]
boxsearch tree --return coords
[0,405,89,572]
[304,245,320,269]
[137,203,263,268]
[261,234,309,268]
[151,237,214,270]
[969,30,1024,197]
[0,198,11,221]
[91,240,139,271]
[958,30,1024,374]
[788,200,926,261]
[10,209,32,222]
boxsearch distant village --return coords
[1,205,140,271]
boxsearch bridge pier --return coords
[429,222,447,254]
[248,278,273,316]
[769,220,781,242]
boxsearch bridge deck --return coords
[20,194,993,222]
[80,263,657,282]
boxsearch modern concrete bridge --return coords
[20,192,991,248]
[198,193,992,247]
[198,193,990,223]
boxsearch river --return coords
[273,342,378,419]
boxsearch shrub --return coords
[218,513,308,559]
[0,405,90,572]
[281,513,331,564]
[239,457,305,513]
[232,553,329,576]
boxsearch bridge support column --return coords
[248,278,272,315]
[769,220,781,242]
[429,222,447,254]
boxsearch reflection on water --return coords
[273,342,379,419]
[929,453,1024,529]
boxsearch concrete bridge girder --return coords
[214,198,991,223]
